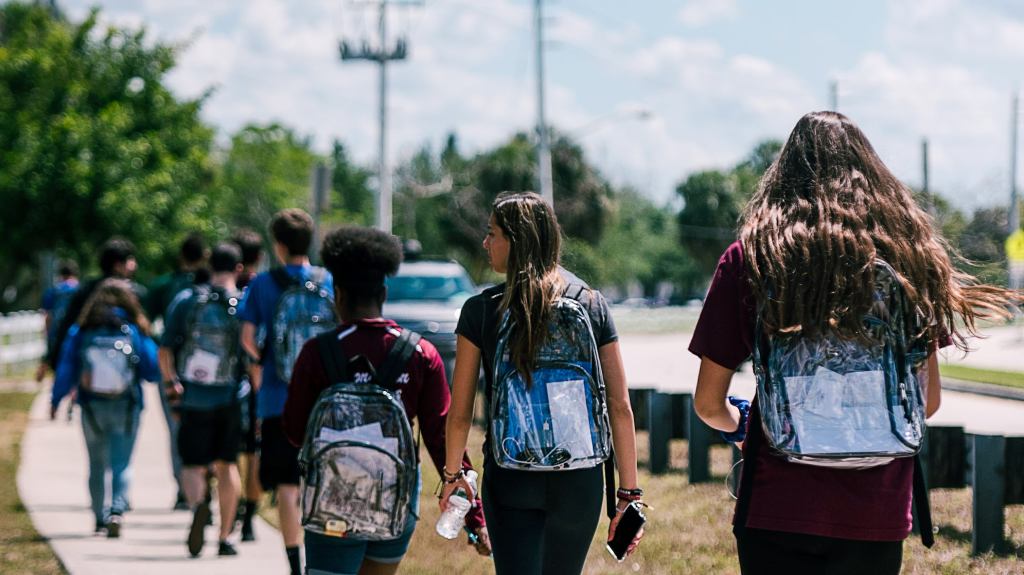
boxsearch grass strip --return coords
[940,364,1024,390]
[0,391,65,574]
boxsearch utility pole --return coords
[829,80,839,112]
[309,163,331,264]
[339,1,414,234]
[1011,91,1020,235]
[535,0,554,206]
[922,138,935,218]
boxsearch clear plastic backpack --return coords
[176,287,241,387]
[753,260,930,469]
[298,329,420,540]
[270,267,337,383]
[490,285,612,471]
[79,324,140,398]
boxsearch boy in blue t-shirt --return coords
[37,260,80,382]
[238,209,333,575]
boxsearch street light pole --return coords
[534,0,554,206]
[1010,91,1020,236]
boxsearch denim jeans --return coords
[305,470,422,575]
[80,397,141,524]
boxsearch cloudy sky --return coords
[59,0,1024,212]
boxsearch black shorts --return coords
[258,416,300,490]
[178,403,242,466]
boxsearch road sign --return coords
[1007,229,1024,263]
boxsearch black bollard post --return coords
[648,391,673,474]
[687,395,712,483]
[971,434,1007,555]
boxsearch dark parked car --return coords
[383,260,476,384]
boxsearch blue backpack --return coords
[753,260,930,468]
[490,285,612,471]
[270,267,337,383]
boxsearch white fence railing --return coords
[0,311,45,376]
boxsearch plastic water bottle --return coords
[436,469,478,539]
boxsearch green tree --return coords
[440,132,613,281]
[675,139,782,277]
[328,140,374,226]
[0,3,216,307]
[216,123,320,234]
[591,188,703,298]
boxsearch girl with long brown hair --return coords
[690,111,1020,574]
[442,191,644,574]
[52,278,160,538]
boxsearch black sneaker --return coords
[94,520,106,535]
[240,519,255,542]
[106,514,122,539]
[187,503,211,558]
[174,492,190,511]
[217,541,238,556]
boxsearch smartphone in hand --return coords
[606,501,646,562]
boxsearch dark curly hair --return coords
[321,226,403,306]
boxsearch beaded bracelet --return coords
[616,487,644,501]
[441,466,465,484]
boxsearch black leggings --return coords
[482,461,604,575]
[735,527,904,575]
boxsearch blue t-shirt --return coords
[238,264,334,418]
[162,286,242,410]
[42,279,79,342]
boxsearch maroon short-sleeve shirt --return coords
[688,241,914,542]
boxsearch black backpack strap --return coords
[316,331,349,384]
[605,448,617,519]
[562,283,587,301]
[913,453,935,548]
[733,399,762,532]
[376,329,421,390]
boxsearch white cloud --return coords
[677,0,738,28]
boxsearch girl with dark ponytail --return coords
[442,191,644,574]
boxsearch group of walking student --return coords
[39,110,1023,575]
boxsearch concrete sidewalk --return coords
[17,383,289,575]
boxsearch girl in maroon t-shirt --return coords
[281,226,490,575]
[690,111,1020,575]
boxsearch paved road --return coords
[17,383,289,575]
[617,326,1024,436]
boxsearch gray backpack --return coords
[298,329,421,540]
[753,260,930,468]
[490,285,612,471]
[175,286,241,387]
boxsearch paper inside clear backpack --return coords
[492,364,607,470]
[754,264,929,468]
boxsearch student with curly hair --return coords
[282,226,488,575]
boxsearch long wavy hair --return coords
[740,111,1018,349]
[493,192,565,387]
[77,278,151,337]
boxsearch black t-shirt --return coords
[455,267,618,401]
